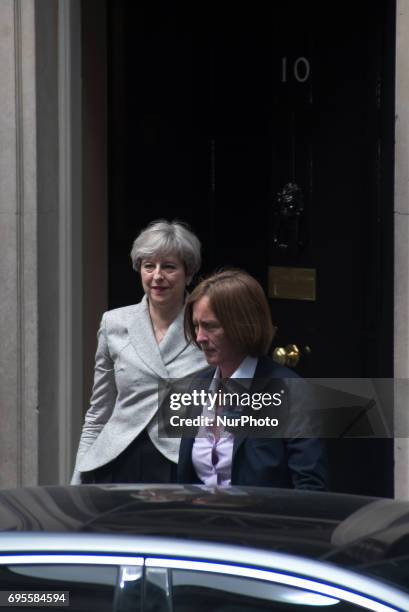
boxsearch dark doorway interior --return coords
[107,1,395,496]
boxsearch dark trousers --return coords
[82,429,177,484]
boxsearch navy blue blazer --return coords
[177,356,329,491]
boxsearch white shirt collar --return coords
[231,355,258,380]
[211,355,258,390]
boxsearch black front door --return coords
[107,0,395,496]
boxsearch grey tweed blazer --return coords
[71,295,207,484]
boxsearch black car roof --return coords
[1,484,405,567]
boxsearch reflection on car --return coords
[0,485,408,611]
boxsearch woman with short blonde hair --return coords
[72,219,207,484]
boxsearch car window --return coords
[144,567,172,612]
[116,565,143,612]
[0,564,118,612]
[144,565,374,612]
[170,569,357,612]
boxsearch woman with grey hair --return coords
[71,220,207,484]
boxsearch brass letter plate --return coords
[268,266,316,301]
